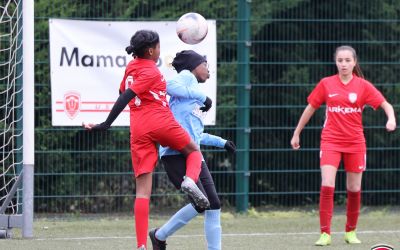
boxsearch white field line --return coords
[34,230,400,241]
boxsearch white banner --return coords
[49,19,217,126]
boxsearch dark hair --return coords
[334,45,364,78]
[125,30,159,58]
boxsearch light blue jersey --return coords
[159,70,226,157]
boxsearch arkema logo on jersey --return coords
[328,106,362,114]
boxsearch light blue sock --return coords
[204,209,221,250]
[155,204,198,241]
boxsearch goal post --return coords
[0,0,34,238]
[22,0,34,238]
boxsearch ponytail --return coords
[125,30,159,58]
[353,63,364,78]
[125,45,134,55]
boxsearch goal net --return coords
[0,0,34,238]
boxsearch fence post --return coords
[236,0,251,212]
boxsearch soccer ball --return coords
[176,12,208,45]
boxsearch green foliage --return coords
[245,0,400,207]
[31,0,400,212]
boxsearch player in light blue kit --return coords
[149,50,236,250]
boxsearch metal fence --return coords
[33,0,400,213]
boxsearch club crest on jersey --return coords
[64,91,81,119]
[348,92,357,103]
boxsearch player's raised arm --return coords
[168,50,212,112]
[83,88,136,131]
[167,76,206,101]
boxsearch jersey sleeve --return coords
[119,76,126,94]
[363,80,385,110]
[119,68,130,94]
[167,73,207,102]
[200,133,227,148]
[307,80,326,109]
[129,70,159,95]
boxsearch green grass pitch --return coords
[0,207,399,249]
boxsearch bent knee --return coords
[347,184,361,192]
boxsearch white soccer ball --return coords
[176,12,208,45]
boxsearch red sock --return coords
[134,197,149,248]
[319,186,335,234]
[346,190,361,232]
[185,151,202,182]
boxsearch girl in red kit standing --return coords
[84,30,211,250]
[290,45,396,246]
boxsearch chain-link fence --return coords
[33,0,400,213]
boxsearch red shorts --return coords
[320,150,366,173]
[130,121,190,177]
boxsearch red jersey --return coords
[307,74,385,152]
[119,58,174,136]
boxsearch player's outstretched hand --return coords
[82,122,110,131]
[82,122,95,130]
[290,135,300,150]
[200,96,212,112]
[386,119,396,132]
[224,140,236,154]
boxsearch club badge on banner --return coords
[49,19,217,126]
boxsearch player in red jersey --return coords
[83,30,211,250]
[290,45,396,246]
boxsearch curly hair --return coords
[125,30,159,58]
